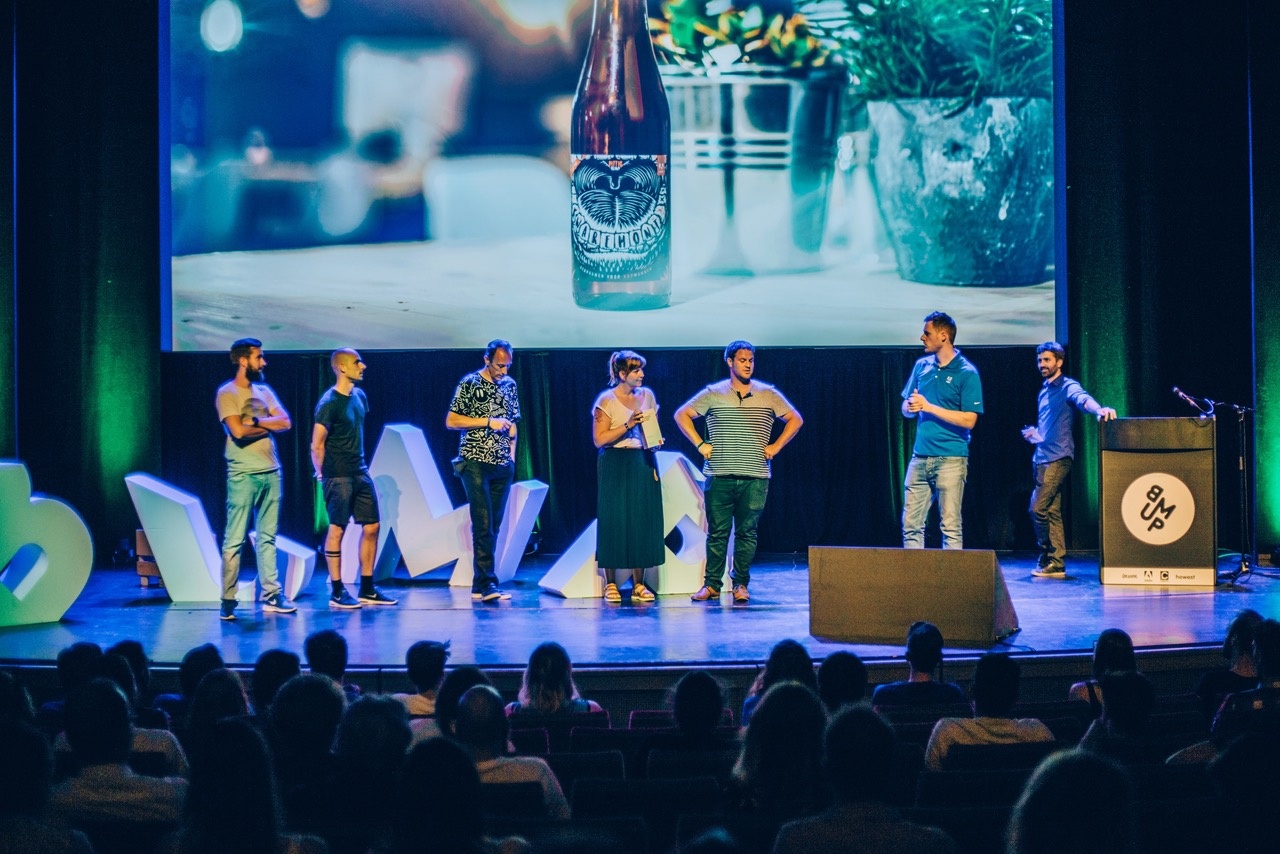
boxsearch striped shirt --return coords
[685,380,794,479]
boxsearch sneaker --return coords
[690,586,720,602]
[219,599,237,621]
[479,583,511,603]
[603,582,622,603]
[358,586,398,606]
[631,582,656,603]
[262,592,297,614]
[329,588,362,609]
[1031,565,1067,578]
[732,585,751,604]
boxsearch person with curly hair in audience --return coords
[729,682,828,823]
[773,705,956,853]
[505,642,603,718]
[165,718,324,854]
[740,639,817,727]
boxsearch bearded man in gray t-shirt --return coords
[215,338,295,620]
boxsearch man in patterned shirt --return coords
[675,341,803,604]
[446,339,521,603]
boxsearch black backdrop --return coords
[163,346,1044,558]
[6,1,1280,562]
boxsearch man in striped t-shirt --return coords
[676,341,804,604]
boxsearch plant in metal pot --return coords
[649,1,850,274]
[798,0,1054,285]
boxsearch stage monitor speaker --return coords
[808,547,1019,647]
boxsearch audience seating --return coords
[508,710,609,752]
[546,749,626,794]
[628,707,734,729]
[874,702,973,725]
[480,780,552,820]
[571,775,722,854]
[508,726,549,756]
[943,740,1061,771]
[915,767,1034,808]
[645,748,738,783]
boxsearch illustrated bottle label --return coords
[570,153,670,282]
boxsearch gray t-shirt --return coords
[215,380,283,475]
[685,380,794,478]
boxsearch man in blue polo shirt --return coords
[1021,342,1117,577]
[902,312,983,549]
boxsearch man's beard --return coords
[246,367,264,383]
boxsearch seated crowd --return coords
[1,617,1277,854]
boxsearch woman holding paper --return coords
[592,350,665,603]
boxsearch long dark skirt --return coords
[596,448,665,569]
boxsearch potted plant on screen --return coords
[650,1,848,275]
[797,0,1054,285]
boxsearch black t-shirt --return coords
[314,387,369,477]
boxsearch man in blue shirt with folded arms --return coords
[1021,342,1117,577]
[901,312,983,549]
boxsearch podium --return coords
[1099,417,1216,585]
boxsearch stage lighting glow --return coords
[295,0,330,19]
[200,0,244,53]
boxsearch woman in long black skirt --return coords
[593,350,666,603]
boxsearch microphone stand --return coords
[1201,397,1254,584]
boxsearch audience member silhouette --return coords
[1005,749,1138,854]
[1211,617,1280,747]
[434,665,494,739]
[772,705,956,853]
[49,678,188,825]
[642,670,739,764]
[505,642,602,717]
[816,651,868,713]
[395,736,531,854]
[455,685,570,819]
[106,639,161,715]
[268,674,346,827]
[156,644,224,724]
[98,650,169,731]
[741,640,817,726]
[872,622,967,707]
[38,642,103,733]
[394,639,450,717]
[1078,671,1160,764]
[167,717,324,854]
[304,629,361,703]
[1206,731,1280,853]
[182,668,251,772]
[0,719,93,853]
[319,696,412,853]
[925,653,1054,770]
[252,649,302,715]
[1196,608,1262,723]
[729,682,828,821]
[0,670,36,725]
[1068,628,1136,717]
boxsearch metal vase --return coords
[663,67,844,275]
[868,97,1054,286]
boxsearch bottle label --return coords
[570,154,669,281]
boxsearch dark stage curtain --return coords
[161,347,1046,559]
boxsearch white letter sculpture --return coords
[539,451,710,598]
[0,462,94,627]
[338,424,547,587]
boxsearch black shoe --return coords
[1032,565,1067,578]
[219,599,237,621]
[479,583,511,602]
[329,588,362,609]
[358,586,398,606]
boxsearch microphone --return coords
[1172,387,1204,411]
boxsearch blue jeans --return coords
[704,476,769,589]
[1030,457,1073,566]
[902,456,968,549]
[455,458,514,591]
[221,469,282,600]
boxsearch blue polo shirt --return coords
[1033,375,1097,465]
[902,349,983,457]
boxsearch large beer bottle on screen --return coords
[571,0,671,310]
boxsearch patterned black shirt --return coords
[449,371,521,465]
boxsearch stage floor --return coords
[2,552,1277,670]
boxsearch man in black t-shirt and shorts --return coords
[311,348,397,609]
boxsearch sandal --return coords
[603,582,622,603]
[631,582,656,603]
